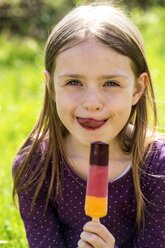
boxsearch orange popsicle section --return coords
[85,195,107,218]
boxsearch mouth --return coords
[77,117,107,130]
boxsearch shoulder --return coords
[151,139,165,157]
[143,139,165,174]
[12,140,47,175]
[148,140,165,169]
[12,146,29,175]
[141,140,165,210]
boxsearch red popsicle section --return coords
[86,165,109,197]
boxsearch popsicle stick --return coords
[92,217,100,222]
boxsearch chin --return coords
[82,136,110,145]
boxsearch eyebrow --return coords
[58,73,128,79]
[58,73,85,79]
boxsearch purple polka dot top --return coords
[14,140,165,247]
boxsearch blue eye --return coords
[104,81,119,87]
[67,80,82,86]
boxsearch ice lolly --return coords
[85,141,109,221]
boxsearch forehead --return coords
[54,39,135,78]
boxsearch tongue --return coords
[77,118,105,128]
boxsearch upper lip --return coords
[76,117,107,129]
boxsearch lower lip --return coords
[76,118,107,130]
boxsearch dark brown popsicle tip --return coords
[90,141,109,166]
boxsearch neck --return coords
[64,134,129,162]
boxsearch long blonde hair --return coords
[13,3,157,228]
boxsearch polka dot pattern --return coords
[14,140,165,247]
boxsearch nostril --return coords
[83,102,103,112]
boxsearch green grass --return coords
[131,7,165,132]
[0,35,43,247]
[0,7,165,247]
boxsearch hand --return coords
[77,221,115,248]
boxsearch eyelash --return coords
[66,80,119,87]
[66,80,82,86]
[104,81,119,87]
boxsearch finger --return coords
[83,221,115,245]
[81,231,106,247]
[77,238,93,248]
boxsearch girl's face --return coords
[53,40,146,148]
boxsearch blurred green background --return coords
[0,0,165,247]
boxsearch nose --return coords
[82,89,104,112]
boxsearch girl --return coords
[13,2,165,248]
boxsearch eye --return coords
[104,81,119,87]
[66,80,82,86]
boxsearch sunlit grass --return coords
[0,35,43,247]
[131,7,165,131]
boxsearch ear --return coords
[44,69,50,88]
[132,72,148,106]
[44,69,56,101]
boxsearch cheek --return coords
[110,94,133,111]
[55,93,65,118]
[110,97,133,123]
[55,92,75,117]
